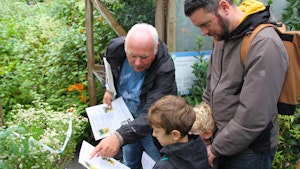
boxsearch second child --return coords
[190,102,216,145]
[190,102,217,169]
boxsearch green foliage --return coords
[0,98,88,168]
[281,0,300,30]
[267,0,273,5]
[0,0,101,115]
[16,0,44,4]
[234,0,242,4]
[102,0,155,31]
[185,36,209,106]
[272,108,300,169]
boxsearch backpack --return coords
[240,23,300,115]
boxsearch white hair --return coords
[125,23,159,53]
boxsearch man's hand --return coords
[207,145,216,168]
[102,90,112,108]
[89,132,122,159]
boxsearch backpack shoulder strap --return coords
[240,23,278,64]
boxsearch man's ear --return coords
[155,42,160,55]
[171,130,182,141]
[218,0,230,15]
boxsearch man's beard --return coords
[215,13,231,41]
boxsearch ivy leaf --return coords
[11,144,19,154]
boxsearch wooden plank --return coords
[94,64,104,71]
[155,0,165,41]
[166,0,176,52]
[86,0,97,106]
[93,64,105,83]
[91,0,127,37]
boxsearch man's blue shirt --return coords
[117,59,145,118]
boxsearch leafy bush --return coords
[273,107,300,169]
[0,98,88,168]
[281,0,300,30]
[0,0,104,167]
[185,36,208,106]
[103,0,155,31]
[0,0,85,114]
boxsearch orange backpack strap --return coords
[240,23,280,64]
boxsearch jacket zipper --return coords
[211,41,225,109]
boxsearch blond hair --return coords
[191,102,215,133]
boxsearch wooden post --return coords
[166,0,176,52]
[85,0,127,106]
[86,0,97,106]
[155,0,165,41]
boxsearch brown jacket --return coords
[203,6,288,157]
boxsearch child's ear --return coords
[202,131,213,140]
[171,130,182,141]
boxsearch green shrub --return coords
[102,0,155,32]
[273,107,300,169]
[0,0,99,115]
[0,98,88,168]
[281,0,300,30]
[185,36,208,106]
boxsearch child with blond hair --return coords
[190,102,216,145]
[190,102,217,169]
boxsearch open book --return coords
[78,140,130,169]
[86,97,134,141]
[78,141,155,169]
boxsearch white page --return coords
[103,57,117,100]
[86,97,134,140]
[78,140,130,169]
[141,151,156,169]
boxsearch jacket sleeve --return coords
[211,28,288,156]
